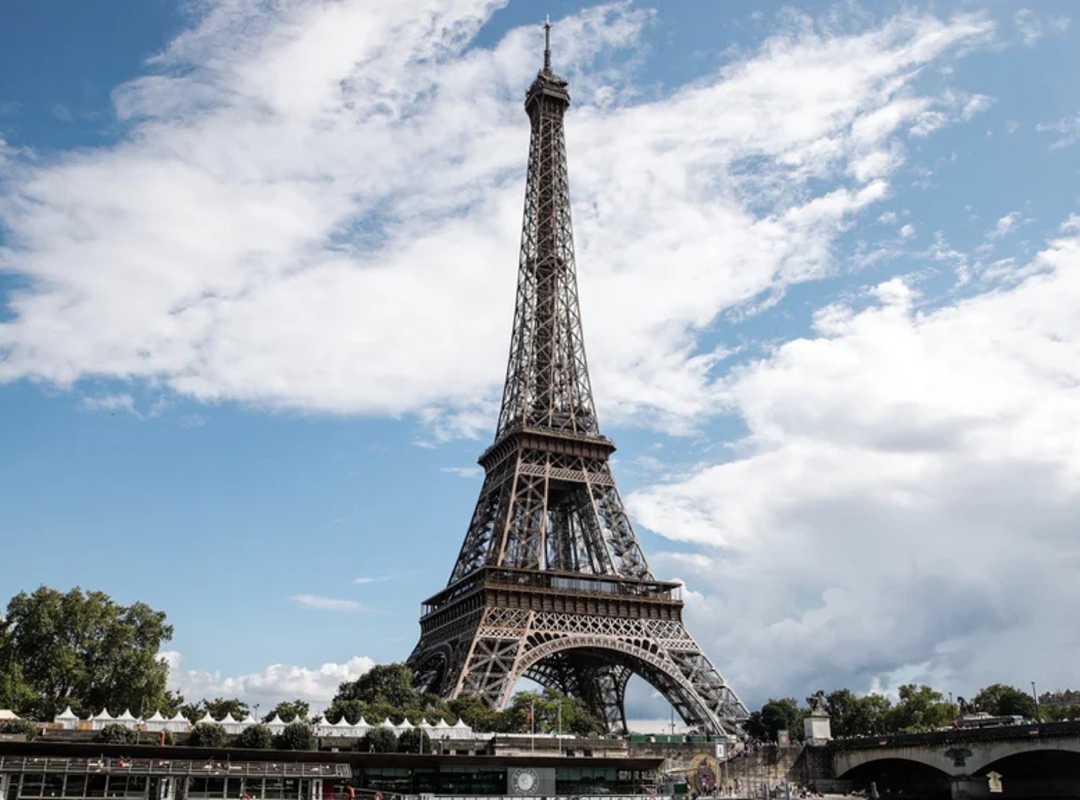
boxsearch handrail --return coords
[0,756,350,778]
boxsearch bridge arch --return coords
[833,746,959,778]
[836,758,951,799]
[968,739,1080,776]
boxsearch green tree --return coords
[972,684,1038,720]
[202,698,250,721]
[448,695,502,733]
[335,664,417,709]
[742,711,768,741]
[188,722,227,748]
[502,689,602,736]
[151,690,186,718]
[759,698,803,742]
[324,699,367,725]
[0,719,37,740]
[361,728,398,753]
[397,728,431,754]
[263,699,310,723]
[849,693,892,736]
[95,723,138,745]
[824,689,892,737]
[234,724,273,749]
[274,721,316,751]
[1041,703,1080,722]
[886,684,956,733]
[2,586,173,719]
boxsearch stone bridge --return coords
[827,721,1080,798]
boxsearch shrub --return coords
[235,724,273,749]
[274,721,315,751]
[396,729,431,754]
[95,723,138,745]
[187,722,227,748]
[360,728,397,753]
[0,719,37,741]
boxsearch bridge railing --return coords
[827,719,1080,751]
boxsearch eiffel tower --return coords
[407,23,748,736]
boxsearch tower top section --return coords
[496,16,597,440]
[526,17,570,113]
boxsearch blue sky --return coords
[2,0,1079,722]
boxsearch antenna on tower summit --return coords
[543,16,552,72]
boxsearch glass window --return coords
[204,779,225,799]
[125,777,147,797]
[106,777,127,798]
[263,778,283,799]
[85,776,107,798]
[42,775,63,799]
[63,777,86,798]
[21,775,44,798]
[281,780,299,800]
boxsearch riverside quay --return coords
[0,741,664,800]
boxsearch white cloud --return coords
[899,223,916,239]
[291,594,363,612]
[629,217,1080,702]
[1014,9,1070,47]
[440,466,482,479]
[0,4,994,437]
[80,393,137,414]
[989,211,1021,239]
[1037,113,1080,150]
[161,650,375,705]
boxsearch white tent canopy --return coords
[265,714,287,732]
[55,707,79,730]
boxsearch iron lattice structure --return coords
[407,27,749,736]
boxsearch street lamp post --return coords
[1031,682,1040,723]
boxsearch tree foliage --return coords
[0,719,37,740]
[188,722,227,748]
[336,665,417,708]
[972,684,1037,719]
[275,721,316,751]
[0,586,173,719]
[234,724,273,749]
[447,695,502,733]
[759,698,804,742]
[886,684,956,733]
[397,728,431,754]
[264,699,310,724]
[826,689,890,737]
[199,698,251,722]
[361,728,398,753]
[95,723,138,745]
[501,689,602,736]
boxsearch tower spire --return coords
[543,16,552,72]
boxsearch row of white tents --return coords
[51,707,480,738]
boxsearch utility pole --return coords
[1031,681,1040,722]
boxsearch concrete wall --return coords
[717,746,804,791]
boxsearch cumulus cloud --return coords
[161,650,375,706]
[630,217,1080,703]
[0,3,993,437]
